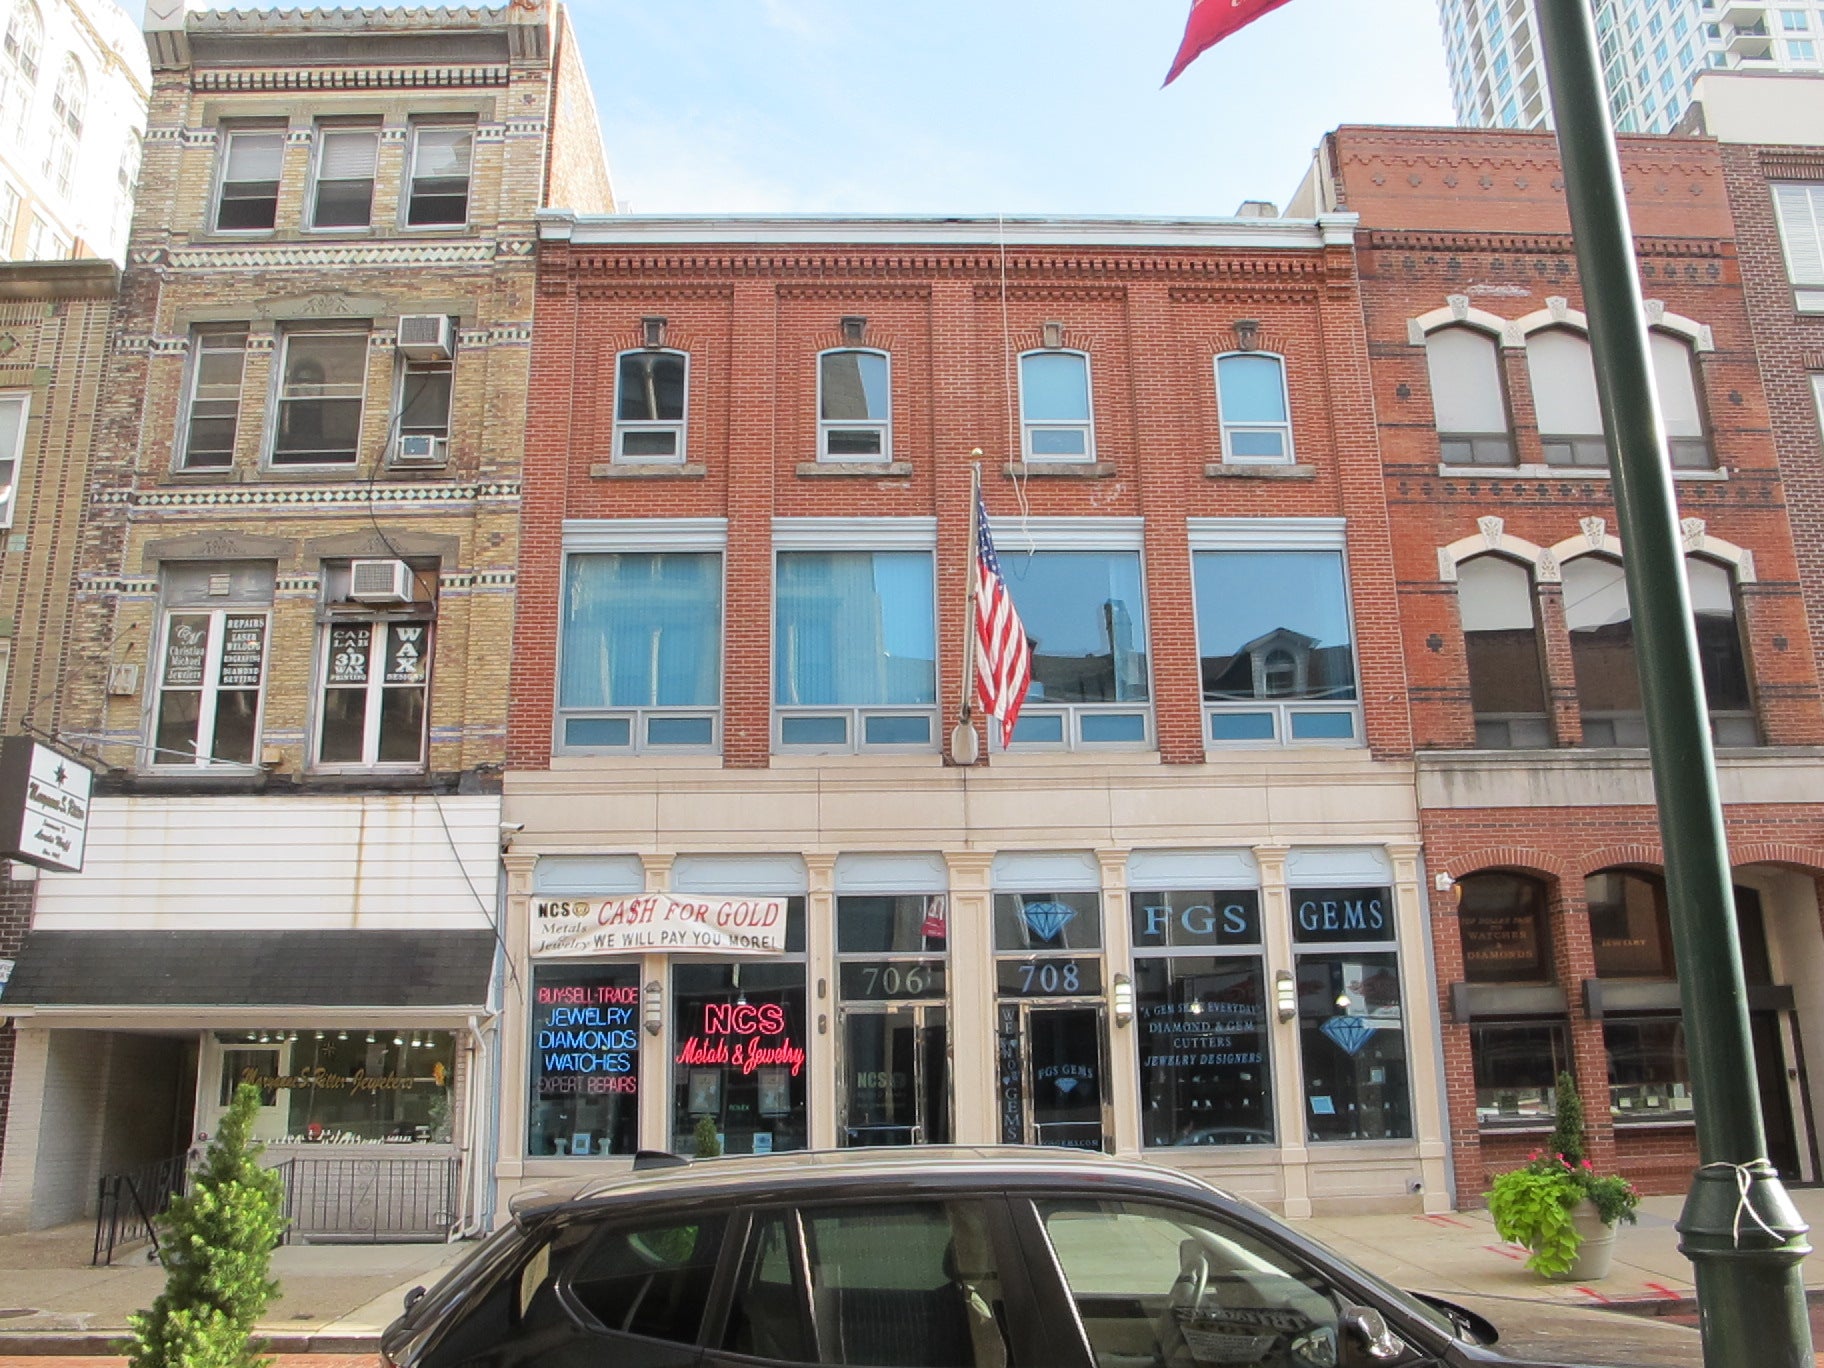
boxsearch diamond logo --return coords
[1319,1015,1378,1057]
[1020,901,1078,943]
[1054,1077,1080,1094]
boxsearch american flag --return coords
[973,494,1032,746]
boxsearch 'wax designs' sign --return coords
[533,894,788,957]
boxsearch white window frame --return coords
[556,518,726,754]
[1773,181,1824,308]
[402,121,474,230]
[611,348,688,464]
[771,517,938,755]
[312,614,433,772]
[1215,351,1296,465]
[308,122,380,231]
[268,323,370,467]
[0,391,26,528]
[393,349,454,460]
[149,601,270,770]
[177,327,248,471]
[1188,517,1363,749]
[987,516,1154,752]
[1018,349,1096,464]
[212,125,286,234]
[816,347,892,462]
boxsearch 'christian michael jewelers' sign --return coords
[533,894,787,957]
[0,738,94,874]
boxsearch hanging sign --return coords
[0,738,94,873]
[533,893,788,957]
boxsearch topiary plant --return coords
[1546,1070,1587,1168]
[692,1114,723,1159]
[123,1083,287,1368]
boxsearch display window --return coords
[671,899,808,1156]
[836,893,950,1146]
[528,964,641,1158]
[1130,889,1272,1148]
[993,890,1108,1152]
[1471,1021,1571,1127]
[1606,1015,1694,1123]
[215,1028,454,1145]
[1291,886,1412,1142]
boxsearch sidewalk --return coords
[0,1189,1816,1354]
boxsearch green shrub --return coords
[1546,1070,1587,1168]
[123,1084,287,1368]
[692,1114,722,1159]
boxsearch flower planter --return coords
[1554,1199,1617,1282]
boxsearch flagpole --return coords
[1532,3,1812,1364]
[953,454,984,763]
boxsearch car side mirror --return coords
[403,1285,426,1312]
[1339,1305,1407,1364]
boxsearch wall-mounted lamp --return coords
[643,980,664,1036]
[1274,970,1297,1023]
[1112,973,1135,1027]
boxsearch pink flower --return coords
[1581,1159,1594,1170]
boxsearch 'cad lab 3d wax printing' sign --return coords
[533,894,788,957]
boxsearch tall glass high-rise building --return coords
[1438,0,1824,134]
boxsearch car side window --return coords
[723,1210,814,1362]
[566,1211,727,1346]
[788,1199,1013,1368]
[1035,1199,1342,1368]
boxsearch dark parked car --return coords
[379,1146,1628,1368]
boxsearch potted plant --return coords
[1485,1072,1639,1279]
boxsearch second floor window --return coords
[774,548,936,751]
[405,123,473,227]
[1215,352,1293,463]
[613,350,687,462]
[1690,556,1756,746]
[179,328,248,470]
[310,125,379,229]
[818,349,890,459]
[152,562,272,769]
[1019,351,1093,462]
[315,563,434,769]
[1458,555,1549,748]
[1002,547,1150,748]
[0,391,25,527]
[1563,555,1640,745]
[272,326,368,465]
[214,127,284,232]
[1651,332,1712,469]
[1526,329,1607,468]
[1424,326,1514,466]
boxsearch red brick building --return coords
[497,215,1453,1215]
[1304,124,1824,1199]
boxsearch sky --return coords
[156,0,1460,219]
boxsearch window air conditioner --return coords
[396,314,455,360]
[348,558,416,604]
[392,433,449,467]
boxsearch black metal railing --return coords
[93,1153,188,1266]
[275,1154,459,1243]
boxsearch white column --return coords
[1098,848,1141,1156]
[494,851,537,1183]
[638,854,674,1153]
[945,852,997,1144]
[0,1024,50,1231]
[805,854,838,1150]
[1257,845,1311,1218]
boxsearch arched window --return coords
[817,348,890,460]
[1425,327,1514,466]
[1587,868,1673,978]
[1689,556,1756,745]
[1018,350,1093,462]
[1457,555,1549,747]
[1457,870,1568,1128]
[42,56,83,195]
[1651,332,1711,469]
[1215,351,1293,463]
[1562,555,1643,745]
[1458,871,1553,983]
[612,349,688,463]
[0,0,41,137]
[1525,329,1606,467]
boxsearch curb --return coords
[0,1332,383,1356]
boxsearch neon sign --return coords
[676,1001,805,1076]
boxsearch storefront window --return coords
[216,1029,454,1144]
[1292,886,1411,1142]
[672,900,808,1156]
[837,894,950,1146]
[1471,1021,1570,1127]
[1457,872,1552,983]
[993,890,1108,1151]
[1607,1016,1694,1123]
[1130,889,1272,1148]
[528,965,640,1158]
[1588,869,1675,978]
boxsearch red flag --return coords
[973,494,1032,746]
[1164,0,1297,86]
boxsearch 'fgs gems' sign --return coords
[0,738,93,873]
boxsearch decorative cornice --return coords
[167,241,500,271]
[1366,229,1729,259]
[92,481,521,511]
[191,66,508,92]
[553,249,1333,287]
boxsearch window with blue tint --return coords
[559,551,721,750]
[775,551,935,706]
[1194,552,1355,703]
[819,349,891,459]
[1019,351,1093,460]
[613,350,688,462]
[1001,550,1148,705]
[1216,353,1292,463]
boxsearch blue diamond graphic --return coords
[1319,1015,1378,1057]
[1054,1077,1080,1094]
[1020,902,1078,942]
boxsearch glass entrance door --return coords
[1017,1004,1109,1152]
[840,1005,949,1146]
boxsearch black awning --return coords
[2,930,496,1009]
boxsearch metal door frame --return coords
[835,1002,950,1146]
[1014,999,1112,1152]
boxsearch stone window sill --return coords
[590,462,707,480]
[1205,462,1315,480]
[1003,461,1115,479]
[796,460,912,478]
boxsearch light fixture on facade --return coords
[337,1030,348,1041]
[394,1035,405,1046]
[1275,970,1298,1022]
[410,1034,422,1048]
[366,1031,376,1044]
[1111,973,1134,1027]
[643,980,663,1036]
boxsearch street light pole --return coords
[1532,3,1814,1364]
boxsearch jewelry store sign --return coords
[533,894,787,957]
[0,738,93,874]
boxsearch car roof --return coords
[508,1146,1232,1223]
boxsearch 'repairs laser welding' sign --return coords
[533,893,787,957]
[0,738,93,873]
